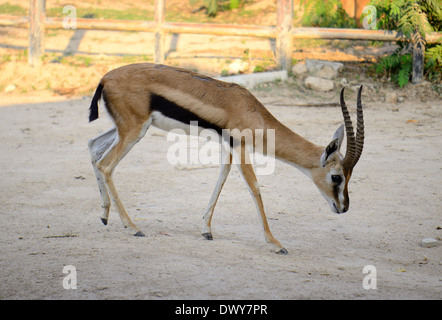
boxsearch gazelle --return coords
[88,63,364,254]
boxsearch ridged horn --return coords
[341,86,364,172]
[340,87,356,172]
[353,86,365,168]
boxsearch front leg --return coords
[233,144,288,255]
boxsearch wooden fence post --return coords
[412,36,425,84]
[276,0,293,73]
[155,0,165,64]
[28,0,45,67]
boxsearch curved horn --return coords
[340,87,356,172]
[352,86,365,167]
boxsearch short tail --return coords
[89,82,103,122]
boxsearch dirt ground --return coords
[0,0,441,301]
[0,82,441,300]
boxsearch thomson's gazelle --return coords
[88,63,364,254]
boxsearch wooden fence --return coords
[1,0,441,83]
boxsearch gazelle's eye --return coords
[331,175,342,185]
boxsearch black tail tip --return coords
[89,82,103,122]
[89,109,99,122]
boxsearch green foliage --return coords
[229,0,240,10]
[253,65,265,73]
[204,0,218,17]
[371,0,440,38]
[375,51,412,87]
[0,2,27,15]
[425,42,442,82]
[300,0,357,28]
[203,0,244,17]
[370,0,442,87]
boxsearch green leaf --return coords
[398,68,410,88]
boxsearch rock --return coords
[421,238,438,248]
[340,78,348,86]
[292,62,307,77]
[304,76,334,92]
[316,65,338,79]
[386,92,398,103]
[351,85,361,92]
[227,59,248,75]
[217,70,288,89]
[306,59,343,78]
[4,84,16,93]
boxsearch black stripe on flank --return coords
[150,93,223,135]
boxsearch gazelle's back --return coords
[100,63,275,131]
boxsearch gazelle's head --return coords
[312,86,365,214]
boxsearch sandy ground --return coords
[0,84,441,300]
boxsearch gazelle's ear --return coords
[332,124,344,150]
[320,125,344,167]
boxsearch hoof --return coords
[276,248,288,255]
[134,231,145,237]
[202,233,213,240]
[100,217,108,225]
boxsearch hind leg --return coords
[93,119,151,236]
[88,128,117,225]
[202,151,232,240]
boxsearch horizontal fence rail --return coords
[2,14,441,42]
[291,27,441,43]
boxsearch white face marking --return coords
[327,167,346,211]
[312,155,349,214]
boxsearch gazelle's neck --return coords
[273,122,324,171]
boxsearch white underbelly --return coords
[151,111,217,136]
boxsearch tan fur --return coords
[89,63,360,254]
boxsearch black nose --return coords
[335,203,348,214]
